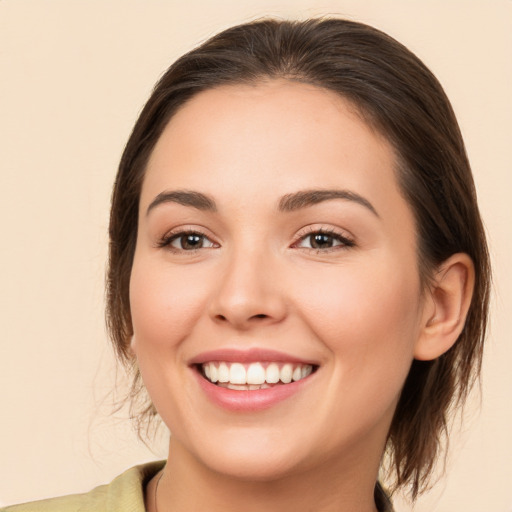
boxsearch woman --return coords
[4,17,490,512]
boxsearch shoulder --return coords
[2,461,165,512]
[2,492,94,512]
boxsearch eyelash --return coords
[157,227,355,254]
[157,229,218,253]
[292,227,355,253]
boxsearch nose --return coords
[208,246,287,330]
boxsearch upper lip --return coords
[188,348,319,366]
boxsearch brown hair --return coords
[106,18,490,498]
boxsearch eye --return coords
[294,229,354,251]
[160,231,217,251]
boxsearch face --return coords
[130,81,427,481]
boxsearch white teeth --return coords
[226,383,248,390]
[218,382,272,390]
[218,362,229,383]
[246,363,266,385]
[209,363,218,383]
[249,383,271,390]
[266,363,280,384]
[229,363,246,384]
[280,363,293,384]
[202,361,314,387]
[302,365,312,379]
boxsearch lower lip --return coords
[193,369,312,412]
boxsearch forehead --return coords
[142,80,404,217]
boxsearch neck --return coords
[151,438,381,512]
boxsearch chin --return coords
[205,452,306,482]
[184,430,313,482]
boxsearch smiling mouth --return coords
[199,361,316,391]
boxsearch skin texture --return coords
[130,81,474,512]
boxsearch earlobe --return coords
[414,253,475,361]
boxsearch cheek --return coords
[294,262,422,385]
[129,257,208,351]
[128,256,212,433]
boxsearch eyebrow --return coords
[146,188,379,217]
[146,190,217,215]
[278,189,379,217]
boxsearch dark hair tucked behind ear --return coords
[107,18,490,498]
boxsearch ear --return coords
[414,253,475,361]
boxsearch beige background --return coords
[0,1,511,510]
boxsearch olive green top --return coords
[2,461,164,512]
[3,461,394,511]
